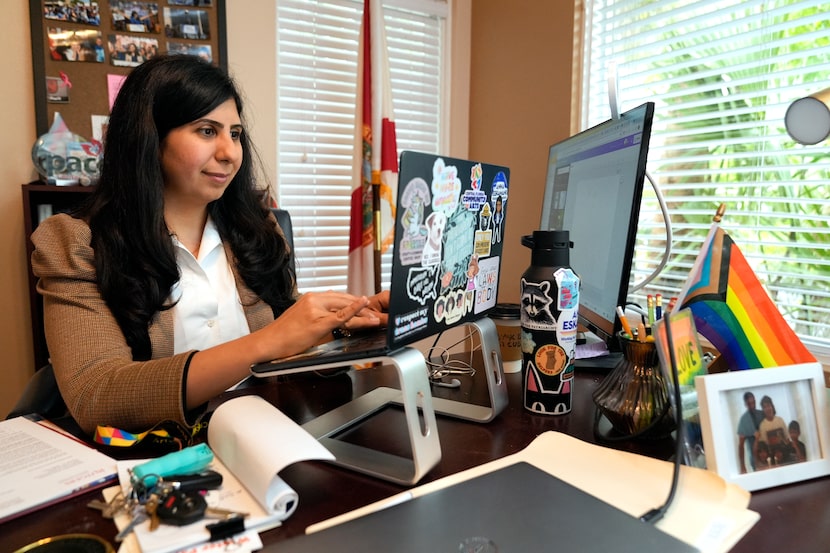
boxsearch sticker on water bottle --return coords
[554,268,579,310]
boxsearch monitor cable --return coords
[639,314,684,524]
[628,170,673,294]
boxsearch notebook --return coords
[270,461,699,552]
[252,150,511,374]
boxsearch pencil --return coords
[647,294,655,326]
[616,306,633,338]
[655,293,663,320]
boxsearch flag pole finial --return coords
[713,203,726,223]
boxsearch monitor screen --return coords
[540,102,654,347]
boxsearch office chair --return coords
[272,207,295,270]
[7,209,296,420]
[6,363,66,420]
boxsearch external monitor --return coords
[540,102,655,355]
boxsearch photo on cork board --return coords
[169,0,214,6]
[107,34,160,67]
[48,27,104,63]
[163,7,211,40]
[110,1,161,34]
[695,362,830,491]
[167,41,213,62]
[44,0,101,26]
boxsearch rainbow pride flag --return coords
[674,224,815,370]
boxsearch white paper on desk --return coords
[0,416,117,523]
[207,395,335,516]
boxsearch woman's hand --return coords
[361,290,390,327]
[258,291,380,360]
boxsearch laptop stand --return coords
[253,317,508,485]
[302,317,508,485]
[298,347,441,486]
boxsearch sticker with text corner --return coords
[398,177,430,266]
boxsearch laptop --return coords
[270,462,699,552]
[252,150,511,375]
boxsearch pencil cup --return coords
[489,303,522,373]
[591,331,675,440]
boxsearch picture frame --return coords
[696,362,830,492]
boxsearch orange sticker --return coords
[534,344,567,376]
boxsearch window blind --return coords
[580,0,830,354]
[276,0,447,292]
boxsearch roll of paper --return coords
[208,395,335,520]
[268,474,299,520]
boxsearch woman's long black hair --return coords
[80,55,295,360]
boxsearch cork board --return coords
[29,0,227,139]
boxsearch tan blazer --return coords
[31,214,275,435]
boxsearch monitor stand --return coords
[574,330,623,372]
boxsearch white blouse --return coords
[168,217,251,354]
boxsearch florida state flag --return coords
[348,0,398,295]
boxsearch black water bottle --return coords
[520,230,580,415]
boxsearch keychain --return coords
[131,443,214,488]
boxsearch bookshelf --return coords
[22,182,94,371]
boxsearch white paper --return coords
[207,395,335,516]
[0,416,116,523]
[112,395,333,553]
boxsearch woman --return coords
[754,395,790,457]
[32,55,388,435]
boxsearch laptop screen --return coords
[388,151,511,349]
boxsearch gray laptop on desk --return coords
[272,462,699,552]
[252,150,511,374]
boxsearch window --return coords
[276,0,447,292]
[580,0,830,356]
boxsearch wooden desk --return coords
[2,366,828,552]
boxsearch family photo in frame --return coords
[696,363,830,492]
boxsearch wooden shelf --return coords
[22,182,94,371]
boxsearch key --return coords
[87,491,127,519]
[145,494,161,532]
[156,490,248,526]
[156,490,208,526]
[204,506,249,521]
[115,506,149,542]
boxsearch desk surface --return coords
[3,365,829,552]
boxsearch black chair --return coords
[6,363,66,420]
[272,208,294,250]
[272,207,295,271]
[8,210,296,420]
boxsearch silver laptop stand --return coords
[253,317,508,486]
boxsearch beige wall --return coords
[2,0,40,416]
[470,1,575,304]
[0,0,575,416]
